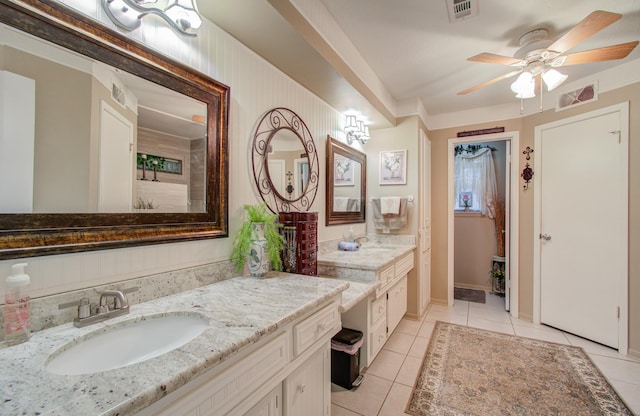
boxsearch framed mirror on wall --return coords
[326,135,366,225]
[0,0,229,260]
[251,108,319,213]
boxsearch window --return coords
[454,148,497,216]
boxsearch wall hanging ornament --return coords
[521,146,534,190]
[521,163,534,190]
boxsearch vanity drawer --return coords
[293,302,339,356]
[369,318,387,361]
[378,264,395,285]
[395,252,414,278]
[370,294,387,326]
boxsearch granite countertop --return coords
[336,280,379,313]
[317,243,415,271]
[0,274,349,416]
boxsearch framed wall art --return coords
[333,153,354,186]
[379,150,406,185]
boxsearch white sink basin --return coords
[46,314,208,375]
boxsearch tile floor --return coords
[331,292,640,416]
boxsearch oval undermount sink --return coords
[46,314,208,375]
[359,245,397,251]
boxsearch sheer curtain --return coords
[454,148,497,217]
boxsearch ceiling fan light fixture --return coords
[542,68,568,91]
[510,71,535,98]
[514,87,536,99]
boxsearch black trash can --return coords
[331,327,363,390]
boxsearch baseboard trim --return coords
[454,283,491,291]
[628,347,640,360]
[518,312,533,323]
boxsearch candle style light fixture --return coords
[344,115,370,145]
[102,0,203,37]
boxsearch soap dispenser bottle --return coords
[348,226,355,243]
[4,262,31,345]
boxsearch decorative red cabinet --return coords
[279,212,318,276]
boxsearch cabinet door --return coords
[387,275,408,334]
[284,345,330,416]
[243,385,282,416]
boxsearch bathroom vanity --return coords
[317,239,415,367]
[0,274,348,416]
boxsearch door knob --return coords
[539,233,551,241]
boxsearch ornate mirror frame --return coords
[251,108,319,213]
[0,0,229,260]
[326,136,366,225]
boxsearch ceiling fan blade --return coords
[468,53,524,66]
[548,10,622,54]
[558,41,639,66]
[457,70,522,95]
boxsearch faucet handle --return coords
[77,298,91,319]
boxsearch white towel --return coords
[334,197,349,211]
[380,196,401,215]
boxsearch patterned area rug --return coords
[406,322,632,416]
[453,287,486,303]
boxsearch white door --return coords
[267,159,285,198]
[538,104,628,349]
[99,101,133,212]
[419,130,431,314]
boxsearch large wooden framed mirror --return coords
[0,0,229,260]
[326,136,366,225]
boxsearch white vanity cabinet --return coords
[244,385,282,416]
[283,344,331,416]
[340,251,413,367]
[138,300,340,416]
[387,275,408,336]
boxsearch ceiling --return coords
[198,0,640,129]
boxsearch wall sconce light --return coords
[102,0,203,37]
[344,115,370,145]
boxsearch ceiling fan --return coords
[458,10,639,97]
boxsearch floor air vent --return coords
[447,0,478,23]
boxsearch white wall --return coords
[0,0,356,300]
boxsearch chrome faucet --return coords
[354,236,369,245]
[98,290,128,312]
[71,289,131,328]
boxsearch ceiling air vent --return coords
[556,83,598,112]
[446,0,478,23]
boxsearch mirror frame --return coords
[326,135,366,225]
[252,108,319,213]
[0,0,229,260]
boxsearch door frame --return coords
[533,101,629,354]
[447,131,520,317]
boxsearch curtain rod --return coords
[454,144,496,156]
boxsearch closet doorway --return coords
[447,132,520,316]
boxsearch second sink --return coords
[46,314,208,375]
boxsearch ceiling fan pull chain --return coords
[539,76,544,112]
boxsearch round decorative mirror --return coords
[252,108,319,213]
